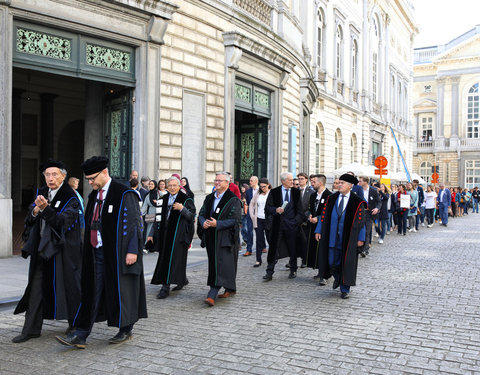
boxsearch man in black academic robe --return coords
[150,176,196,299]
[56,156,147,349]
[13,160,83,343]
[304,174,331,282]
[263,172,304,281]
[198,172,242,306]
[315,174,367,299]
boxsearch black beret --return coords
[339,173,359,185]
[81,156,109,176]
[39,159,66,172]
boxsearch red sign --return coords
[374,156,388,168]
[375,169,388,175]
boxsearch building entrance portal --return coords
[11,68,131,254]
[234,110,269,185]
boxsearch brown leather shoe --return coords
[204,297,215,306]
[243,251,252,256]
[218,291,236,298]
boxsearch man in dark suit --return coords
[263,172,304,280]
[243,176,258,256]
[297,172,313,268]
[358,176,381,257]
[413,179,425,230]
[437,183,451,226]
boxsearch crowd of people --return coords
[11,157,478,349]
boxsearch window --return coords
[419,161,432,183]
[371,16,380,103]
[317,9,325,69]
[465,160,480,188]
[372,53,378,102]
[350,134,357,163]
[421,117,433,141]
[335,25,343,79]
[371,141,380,165]
[351,39,358,89]
[334,129,342,170]
[467,83,479,138]
[315,123,324,173]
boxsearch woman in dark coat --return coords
[377,184,390,244]
[181,177,195,199]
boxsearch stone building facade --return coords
[0,0,416,256]
[413,25,480,187]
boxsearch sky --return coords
[413,0,480,47]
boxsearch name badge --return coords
[108,205,113,213]
[156,214,162,222]
[321,199,324,204]
[216,207,220,214]
[55,201,61,208]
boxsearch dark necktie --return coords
[284,189,290,203]
[337,194,345,216]
[90,189,104,248]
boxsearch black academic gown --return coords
[317,192,367,286]
[15,183,83,321]
[197,189,242,291]
[151,191,196,286]
[74,180,147,329]
[305,188,332,269]
[265,186,304,264]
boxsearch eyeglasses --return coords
[43,172,60,178]
[86,171,102,182]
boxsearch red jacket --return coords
[229,183,241,199]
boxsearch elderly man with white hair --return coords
[149,176,196,299]
[13,159,83,343]
[263,172,304,281]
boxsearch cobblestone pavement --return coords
[1,215,480,374]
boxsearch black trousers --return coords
[266,227,298,275]
[22,260,44,335]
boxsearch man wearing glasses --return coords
[56,156,147,348]
[198,172,242,306]
[13,159,83,344]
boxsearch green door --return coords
[103,89,132,182]
[234,117,268,185]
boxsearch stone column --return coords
[12,88,24,212]
[0,3,13,257]
[450,76,460,148]
[40,93,57,162]
[222,43,242,173]
[435,78,445,149]
[83,81,104,195]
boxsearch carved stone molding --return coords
[147,15,168,44]
[223,31,295,74]
[225,45,243,70]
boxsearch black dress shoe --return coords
[253,262,262,268]
[332,279,340,289]
[109,330,133,344]
[341,292,349,299]
[65,325,75,336]
[55,334,86,349]
[172,279,189,291]
[288,272,297,279]
[318,278,327,286]
[12,333,40,343]
[262,274,272,281]
[157,288,170,299]
[285,263,290,268]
